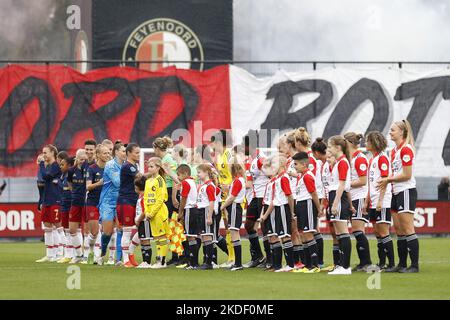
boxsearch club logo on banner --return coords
[89,0,232,70]
[123,18,204,71]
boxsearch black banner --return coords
[91,0,233,70]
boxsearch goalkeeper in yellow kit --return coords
[144,157,170,269]
[211,130,235,267]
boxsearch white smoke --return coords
[2,0,448,63]
[234,0,450,63]
[0,0,70,60]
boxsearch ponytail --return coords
[294,127,311,147]
[395,119,415,149]
[311,137,327,155]
[343,132,363,147]
[329,135,351,160]
[148,157,166,177]
[153,136,173,152]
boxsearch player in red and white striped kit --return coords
[364,131,396,272]
[378,120,419,273]
[344,132,372,271]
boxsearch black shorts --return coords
[213,210,221,242]
[261,204,275,237]
[274,204,292,238]
[165,187,177,218]
[226,203,243,231]
[247,197,263,221]
[184,207,200,237]
[325,202,332,222]
[329,190,351,222]
[198,207,214,236]
[295,199,318,233]
[369,208,392,224]
[351,198,369,223]
[138,219,152,240]
[391,188,417,213]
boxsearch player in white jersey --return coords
[294,128,326,269]
[176,164,199,269]
[311,137,334,271]
[327,135,354,275]
[262,154,295,272]
[344,132,372,272]
[292,152,323,273]
[364,131,396,272]
[258,159,278,270]
[193,144,229,267]
[220,162,246,271]
[244,150,269,268]
[196,164,218,270]
[279,132,304,269]
[378,120,419,273]
[259,154,294,272]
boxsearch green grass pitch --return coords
[1,238,449,299]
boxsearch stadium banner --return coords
[91,0,233,70]
[2,64,450,178]
[1,201,450,237]
[229,65,450,178]
[0,64,230,177]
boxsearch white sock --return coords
[121,227,132,263]
[129,232,140,255]
[94,232,101,258]
[109,230,117,261]
[88,232,96,256]
[44,228,54,258]
[56,227,66,257]
[71,232,82,257]
[77,229,83,257]
[64,229,73,258]
[52,228,61,257]
[83,233,90,258]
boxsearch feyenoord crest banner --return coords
[91,0,233,70]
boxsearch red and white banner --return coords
[2,64,450,179]
[0,64,230,177]
[0,203,42,237]
[1,201,449,237]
